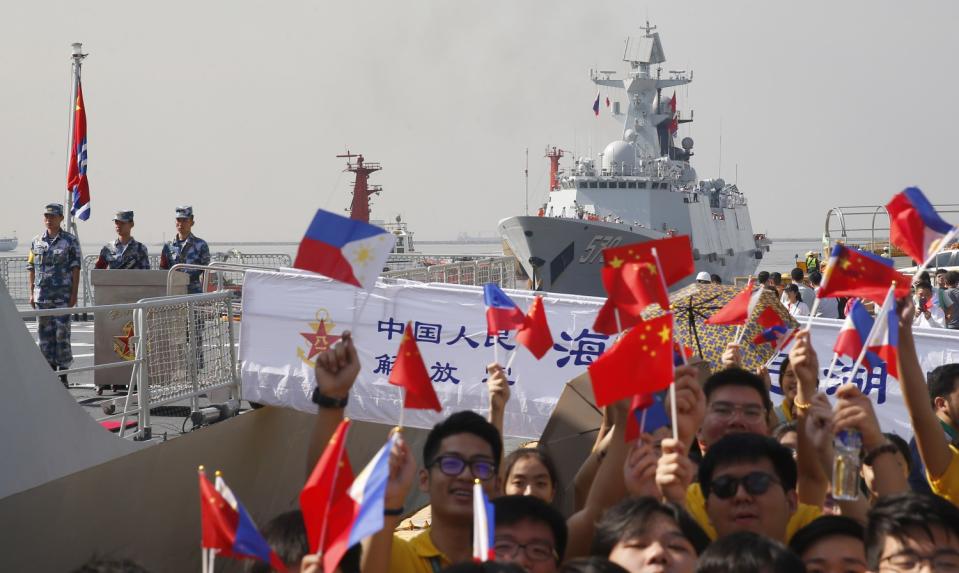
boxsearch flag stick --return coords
[804,298,822,330]
[846,283,897,385]
[912,226,959,280]
[733,324,741,343]
[734,321,749,346]
[640,408,648,436]
[350,287,375,340]
[493,338,500,367]
[316,420,352,557]
[505,349,518,371]
[763,328,798,369]
[823,352,840,382]
[398,387,406,430]
[805,254,838,331]
[614,308,623,337]
[651,248,684,441]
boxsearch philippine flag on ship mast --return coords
[592,93,601,116]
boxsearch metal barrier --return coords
[0,256,31,304]
[382,256,519,288]
[18,291,239,440]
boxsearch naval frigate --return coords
[499,23,769,297]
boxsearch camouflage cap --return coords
[43,203,64,216]
[175,205,194,219]
[114,210,134,222]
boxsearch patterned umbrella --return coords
[642,283,798,373]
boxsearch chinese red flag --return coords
[515,296,554,359]
[602,236,694,316]
[818,244,910,304]
[705,278,757,325]
[198,471,238,552]
[587,314,674,407]
[300,419,355,556]
[592,298,643,335]
[389,323,442,411]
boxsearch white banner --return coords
[239,270,611,439]
[767,318,959,438]
[239,270,959,440]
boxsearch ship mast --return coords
[545,146,566,192]
[337,151,382,223]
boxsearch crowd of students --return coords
[73,290,959,573]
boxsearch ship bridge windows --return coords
[618,182,627,189]
[589,181,598,189]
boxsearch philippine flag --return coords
[472,480,495,562]
[865,289,900,379]
[483,283,526,334]
[592,93,601,116]
[833,300,880,369]
[344,434,396,548]
[887,187,957,264]
[294,209,396,290]
[752,307,789,345]
[199,471,287,571]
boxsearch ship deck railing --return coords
[382,256,519,289]
[18,291,239,442]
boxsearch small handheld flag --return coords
[817,244,910,304]
[294,209,396,290]
[751,307,789,346]
[483,283,526,334]
[886,187,957,265]
[624,392,670,442]
[587,314,674,407]
[67,82,91,221]
[199,469,288,572]
[389,323,442,411]
[833,300,878,370]
[706,278,759,325]
[601,236,695,317]
[865,288,900,379]
[472,480,495,562]
[300,419,354,569]
[515,295,553,359]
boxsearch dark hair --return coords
[757,271,770,284]
[917,270,931,284]
[808,270,822,285]
[442,563,526,573]
[710,273,722,284]
[865,492,959,569]
[784,284,801,300]
[936,268,948,275]
[771,272,783,285]
[928,363,959,409]
[790,268,804,283]
[246,510,333,573]
[779,355,792,387]
[502,448,559,491]
[915,281,934,292]
[493,495,568,561]
[703,367,773,412]
[699,433,798,496]
[559,557,630,573]
[882,433,913,474]
[71,559,150,573]
[789,515,864,558]
[695,531,806,573]
[592,496,710,557]
[946,270,959,287]
[772,421,797,442]
[423,411,503,466]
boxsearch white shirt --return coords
[914,297,945,328]
[787,300,810,317]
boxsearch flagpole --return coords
[65,43,85,232]
[397,388,406,430]
[505,350,517,371]
[651,247,683,442]
[845,283,896,386]
[823,352,840,382]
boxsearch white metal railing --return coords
[18,291,239,440]
[382,256,519,288]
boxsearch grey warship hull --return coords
[500,215,763,297]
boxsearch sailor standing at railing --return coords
[26,203,82,386]
[159,205,210,294]
[94,210,150,270]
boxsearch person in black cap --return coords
[94,210,150,269]
[27,203,83,385]
[159,205,210,293]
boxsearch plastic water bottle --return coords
[832,430,862,501]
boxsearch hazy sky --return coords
[2,1,958,245]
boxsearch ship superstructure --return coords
[499,23,768,295]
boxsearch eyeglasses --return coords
[879,549,959,572]
[708,471,781,499]
[708,402,766,423]
[428,454,497,481]
[493,538,558,563]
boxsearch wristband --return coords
[862,442,898,466]
[384,506,404,516]
[311,388,349,409]
[793,397,812,412]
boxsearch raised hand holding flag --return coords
[300,419,354,569]
[587,314,674,408]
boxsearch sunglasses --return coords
[708,471,780,499]
[428,454,497,481]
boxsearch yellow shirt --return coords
[390,527,451,573]
[927,444,959,506]
[685,482,822,541]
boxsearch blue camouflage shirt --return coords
[159,233,211,293]
[95,238,150,270]
[26,230,82,304]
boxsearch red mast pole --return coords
[337,151,382,223]
[545,146,565,192]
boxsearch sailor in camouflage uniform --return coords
[94,210,150,270]
[159,205,211,294]
[27,203,82,385]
